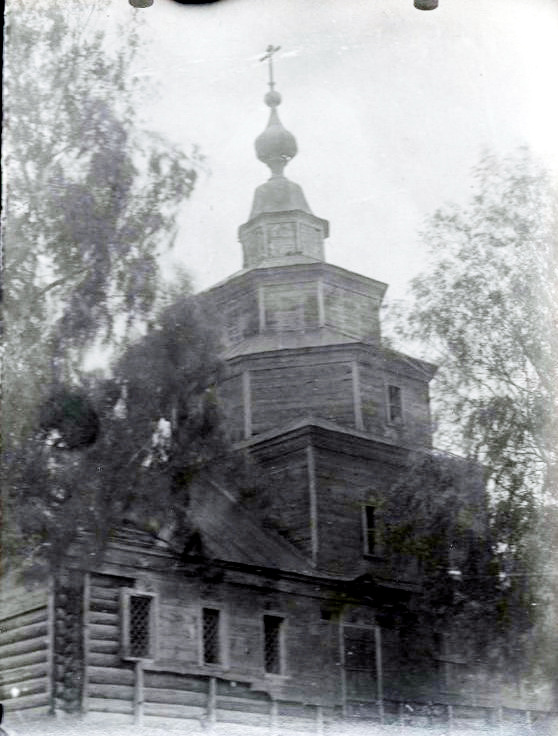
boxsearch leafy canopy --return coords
[387,148,558,695]
[6,294,232,577]
[3,1,201,445]
[395,148,557,510]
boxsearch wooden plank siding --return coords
[222,287,259,347]
[262,281,320,333]
[252,446,313,558]
[0,580,51,715]
[322,281,381,344]
[358,358,389,437]
[312,446,400,573]
[250,359,355,436]
[217,372,244,442]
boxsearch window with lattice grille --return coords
[121,589,156,660]
[263,615,284,675]
[202,607,221,664]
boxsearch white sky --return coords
[64,0,558,302]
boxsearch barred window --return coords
[202,607,221,665]
[121,589,156,660]
[263,615,284,675]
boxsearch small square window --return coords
[263,615,284,675]
[387,385,403,424]
[202,607,221,665]
[121,589,156,660]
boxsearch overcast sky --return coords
[66,0,558,303]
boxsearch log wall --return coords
[0,575,52,717]
[84,572,135,720]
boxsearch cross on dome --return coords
[255,44,297,177]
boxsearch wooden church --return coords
[0,65,552,734]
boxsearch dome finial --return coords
[255,45,297,177]
[260,44,281,92]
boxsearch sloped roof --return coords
[187,478,315,575]
[223,326,359,359]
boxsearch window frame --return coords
[199,604,228,669]
[262,613,287,677]
[362,503,385,558]
[386,383,404,425]
[120,588,158,662]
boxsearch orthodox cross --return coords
[260,44,281,90]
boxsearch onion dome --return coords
[255,89,298,177]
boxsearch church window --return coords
[387,384,403,424]
[363,504,377,555]
[363,503,385,556]
[263,615,285,674]
[121,589,157,660]
[202,607,221,665]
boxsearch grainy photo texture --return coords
[1,1,558,735]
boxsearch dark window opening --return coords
[129,595,152,658]
[264,615,283,674]
[364,505,376,555]
[387,385,402,423]
[202,607,221,664]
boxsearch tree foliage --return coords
[384,452,539,686]
[389,148,558,698]
[6,294,232,577]
[3,1,201,445]
[395,148,557,509]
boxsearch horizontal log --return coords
[89,610,119,626]
[0,621,48,647]
[87,666,134,686]
[217,696,270,714]
[1,704,51,723]
[143,687,207,707]
[89,623,119,641]
[143,701,206,719]
[217,680,267,699]
[90,574,131,589]
[89,639,119,655]
[144,671,209,693]
[0,636,48,659]
[88,651,122,668]
[87,682,134,700]
[90,598,119,614]
[0,607,48,631]
[0,676,47,701]
[277,703,316,718]
[87,697,134,714]
[0,647,48,672]
[0,662,48,686]
[2,692,50,712]
[90,586,120,601]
